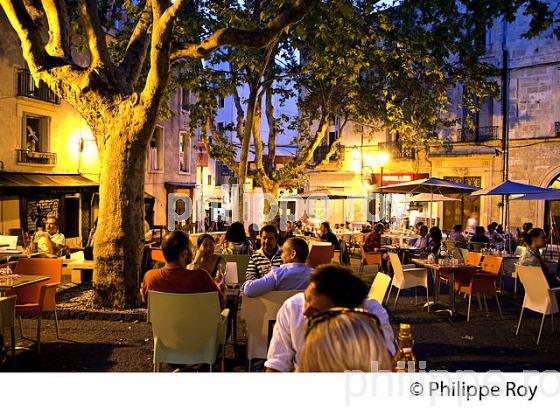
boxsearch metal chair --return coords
[0,295,17,366]
[386,253,429,310]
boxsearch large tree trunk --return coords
[92,109,155,308]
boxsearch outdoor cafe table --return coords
[0,274,49,296]
[410,258,479,320]
[382,245,423,264]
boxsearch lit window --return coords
[148,126,164,172]
[22,113,50,152]
[179,131,191,173]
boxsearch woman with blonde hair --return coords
[299,308,392,372]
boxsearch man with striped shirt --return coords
[246,225,282,281]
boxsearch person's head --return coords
[374,223,384,233]
[196,234,215,256]
[415,221,424,232]
[248,223,260,239]
[475,226,486,237]
[303,264,368,318]
[225,222,247,243]
[429,226,442,242]
[524,228,547,249]
[299,310,391,372]
[522,222,533,233]
[45,216,59,236]
[260,224,278,254]
[453,224,463,233]
[334,224,340,230]
[287,221,293,231]
[162,230,192,265]
[487,224,496,232]
[281,237,309,264]
[497,224,504,234]
[320,222,331,235]
[419,225,429,237]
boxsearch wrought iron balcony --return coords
[16,149,57,166]
[377,141,415,160]
[17,69,60,104]
[458,125,499,142]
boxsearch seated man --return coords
[415,225,429,249]
[245,225,282,281]
[470,226,490,245]
[265,264,395,372]
[363,223,384,252]
[33,214,65,255]
[241,237,312,298]
[140,230,225,308]
[320,222,340,250]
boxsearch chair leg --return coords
[385,287,392,305]
[54,309,60,339]
[221,345,225,372]
[495,293,503,320]
[10,326,16,367]
[516,307,525,335]
[482,294,489,314]
[467,294,472,322]
[537,313,546,345]
[18,316,23,339]
[425,287,430,312]
[393,288,401,310]
[476,294,483,311]
[414,288,418,306]
[36,317,42,354]
[153,362,160,372]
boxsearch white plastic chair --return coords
[386,252,429,310]
[241,290,299,369]
[368,272,392,304]
[147,291,229,372]
[0,295,17,365]
[515,264,560,345]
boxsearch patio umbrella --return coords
[404,193,461,202]
[511,190,560,201]
[379,177,479,226]
[470,180,560,250]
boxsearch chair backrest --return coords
[515,264,559,314]
[306,245,334,268]
[470,242,485,251]
[221,254,250,284]
[388,253,404,282]
[452,248,464,263]
[150,248,166,263]
[480,255,503,275]
[459,248,469,261]
[13,258,62,305]
[360,246,382,265]
[241,291,299,360]
[466,252,482,267]
[148,291,222,366]
[368,272,391,304]
[224,261,239,284]
[444,240,457,250]
[0,295,17,330]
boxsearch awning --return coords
[0,172,98,195]
[165,182,197,189]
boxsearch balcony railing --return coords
[313,144,345,164]
[17,69,60,104]
[458,125,499,142]
[16,149,57,165]
[378,141,415,160]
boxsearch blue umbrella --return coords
[512,190,560,201]
[470,180,555,196]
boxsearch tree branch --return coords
[232,87,245,144]
[41,0,71,59]
[118,0,152,87]
[1,0,46,71]
[79,0,113,69]
[170,0,318,60]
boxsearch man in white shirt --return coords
[242,237,311,297]
[34,215,65,254]
[265,264,396,372]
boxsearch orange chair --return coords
[306,245,334,268]
[12,258,62,353]
[150,248,166,264]
[360,247,383,272]
[456,255,503,321]
[465,252,483,267]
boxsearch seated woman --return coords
[221,221,252,255]
[428,226,443,255]
[448,224,467,243]
[298,309,392,372]
[191,234,226,279]
[363,223,384,252]
[519,228,560,289]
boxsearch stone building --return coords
[0,11,197,241]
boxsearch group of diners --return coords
[140,224,394,372]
